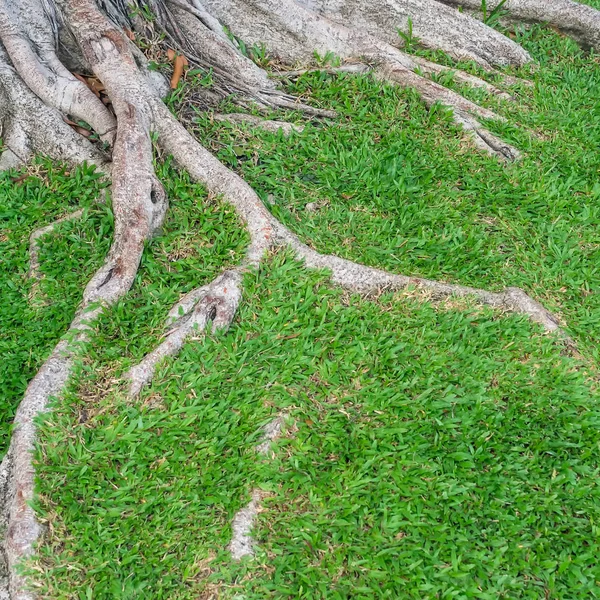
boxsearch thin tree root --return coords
[213,113,304,135]
[373,61,520,160]
[126,104,560,398]
[28,209,85,304]
[277,58,514,101]
[279,229,563,334]
[228,415,285,560]
[276,60,520,159]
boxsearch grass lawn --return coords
[1,16,599,600]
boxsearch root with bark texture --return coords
[0,0,594,596]
[439,0,600,51]
[199,0,523,158]
[228,416,285,560]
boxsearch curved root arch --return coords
[0,0,595,596]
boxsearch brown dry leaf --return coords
[72,72,88,85]
[62,116,79,126]
[87,78,105,95]
[124,28,135,41]
[170,54,188,89]
[10,174,29,185]
[166,48,176,61]
[74,126,91,137]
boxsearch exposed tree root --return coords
[199,0,522,158]
[299,0,533,68]
[279,230,563,333]
[125,104,560,395]
[0,0,116,144]
[439,0,600,51]
[275,60,514,101]
[228,415,285,560]
[0,1,166,595]
[126,268,244,396]
[28,209,85,304]
[0,48,107,172]
[0,0,596,595]
[213,113,305,135]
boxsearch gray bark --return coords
[439,0,600,49]
[297,0,531,66]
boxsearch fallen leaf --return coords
[10,174,28,184]
[167,48,176,61]
[74,126,92,137]
[72,72,88,85]
[170,54,188,89]
[87,78,106,95]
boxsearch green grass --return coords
[0,16,597,600]
[0,162,108,454]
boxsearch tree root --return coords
[275,60,514,100]
[213,113,305,135]
[2,308,102,600]
[439,0,600,51]
[126,268,244,396]
[0,0,116,144]
[279,229,563,333]
[204,0,531,68]
[199,0,521,158]
[1,1,167,595]
[0,0,594,595]
[228,415,285,560]
[28,209,85,304]
[125,101,560,397]
[0,48,107,172]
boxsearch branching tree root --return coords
[0,0,594,595]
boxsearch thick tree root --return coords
[1,0,593,595]
[199,0,521,158]
[1,2,167,596]
[1,309,102,600]
[439,0,600,51]
[0,0,116,144]
[204,0,531,68]
[228,416,285,560]
[0,48,107,172]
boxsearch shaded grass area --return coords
[3,16,597,600]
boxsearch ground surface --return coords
[1,16,600,600]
